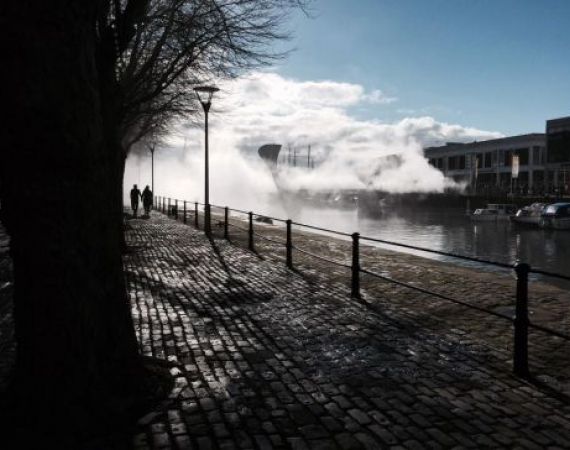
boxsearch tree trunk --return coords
[0,1,158,444]
[95,21,130,252]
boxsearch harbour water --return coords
[281,204,570,282]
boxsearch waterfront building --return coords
[424,116,570,195]
[546,116,570,191]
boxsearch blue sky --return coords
[276,0,570,135]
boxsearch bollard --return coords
[168,198,171,216]
[351,232,361,299]
[514,263,530,378]
[224,207,229,239]
[162,197,165,214]
[183,201,187,223]
[195,202,199,229]
[286,220,293,269]
[248,212,254,251]
[175,199,178,220]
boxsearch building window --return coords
[532,146,545,165]
[517,148,529,165]
[484,152,492,168]
[459,155,465,169]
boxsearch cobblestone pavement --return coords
[200,208,570,397]
[2,212,570,448]
[126,212,570,449]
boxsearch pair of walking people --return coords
[130,184,153,217]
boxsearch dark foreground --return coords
[1,212,570,448]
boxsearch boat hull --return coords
[540,217,570,230]
[511,216,541,226]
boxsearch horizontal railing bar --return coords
[527,268,570,282]
[360,235,515,269]
[528,322,570,341]
[252,231,287,245]
[292,245,352,269]
[209,203,288,222]
[202,202,241,214]
[359,267,513,322]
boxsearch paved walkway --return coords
[125,213,570,449]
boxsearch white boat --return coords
[511,203,547,226]
[471,203,517,222]
[539,203,570,230]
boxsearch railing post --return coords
[183,201,187,223]
[224,207,229,239]
[195,202,199,229]
[248,212,254,251]
[174,199,177,220]
[168,198,171,216]
[351,232,361,299]
[162,197,165,214]
[514,263,530,378]
[286,219,293,269]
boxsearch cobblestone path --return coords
[126,213,570,449]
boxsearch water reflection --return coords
[270,202,570,280]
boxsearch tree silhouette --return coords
[0,0,307,445]
[99,0,308,247]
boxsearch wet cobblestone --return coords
[125,212,569,448]
[210,209,570,395]
[1,212,570,448]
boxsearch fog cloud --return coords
[125,71,502,211]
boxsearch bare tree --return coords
[96,0,309,246]
[0,0,308,445]
[98,0,308,147]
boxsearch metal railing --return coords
[153,195,570,379]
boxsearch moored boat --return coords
[471,204,517,222]
[539,203,570,230]
[511,203,547,226]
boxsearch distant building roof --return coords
[425,133,545,155]
[546,116,570,131]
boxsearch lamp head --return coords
[194,86,219,111]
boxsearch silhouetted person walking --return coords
[130,184,142,217]
[142,185,153,216]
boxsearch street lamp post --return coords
[194,85,219,236]
[148,143,155,195]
